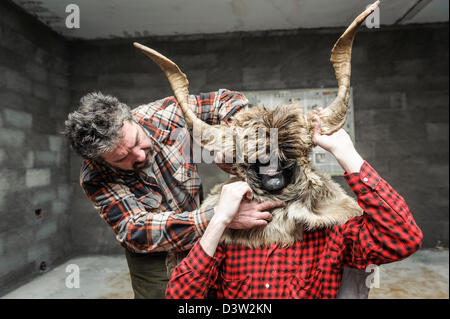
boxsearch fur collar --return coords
[201,162,362,248]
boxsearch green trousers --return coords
[124,249,169,299]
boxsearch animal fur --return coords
[200,103,363,248]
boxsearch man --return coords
[165,112,423,299]
[64,89,282,299]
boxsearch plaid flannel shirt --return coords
[80,89,247,255]
[166,161,423,299]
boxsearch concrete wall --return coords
[0,1,72,293]
[68,24,449,253]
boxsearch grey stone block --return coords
[32,114,58,134]
[407,90,449,109]
[54,88,71,106]
[32,82,51,101]
[52,200,68,215]
[427,141,450,165]
[0,127,25,147]
[185,70,207,93]
[48,72,69,89]
[206,67,243,90]
[27,243,51,264]
[0,168,27,196]
[36,221,58,241]
[426,123,449,142]
[387,122,427,141]
[25,62,48,84]
[30,188,57,207]
[0,25,37,64]
[1,108,32,129]
[356,124,390,142]
[242,66,282,90]
[175,53,217,70]
[416,221,449,248]
[26,168,51,188]
[34,151,58,167]
[48,135,64,153]
[57,184,72,200]
[0,148,5,164]
[0,252,29,277]
[70,154,84,182]
[389,92,408,109]
[0,66,32,94]
[97,73,134,88]
[130,73,167,88]
[23,150,34,169]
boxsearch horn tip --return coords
[369,1,380,11]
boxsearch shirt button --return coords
[265,283,270,289]
[363,177,368,182]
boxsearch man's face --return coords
[101,120,153,171]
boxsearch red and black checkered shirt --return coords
[165,161,423,299]
[80,89,247,254]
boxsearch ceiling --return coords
[12,0,449,40]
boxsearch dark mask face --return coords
[251,159,296,193]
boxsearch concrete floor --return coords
[1,255,134,299]
[1,248,448,299]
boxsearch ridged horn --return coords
[133,42,226,152]
[318,1,380,135]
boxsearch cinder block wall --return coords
[0,1,72,293]
[68,24,449,253]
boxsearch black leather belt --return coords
[126,250,168,258]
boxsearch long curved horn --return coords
[133,42,226,152]
[317,1,380,135]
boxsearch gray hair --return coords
[64,92,133,160]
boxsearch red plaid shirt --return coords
[80,89,247,254]
[165,161,423,299]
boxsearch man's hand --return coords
[213,181,284,229]
[312,109,364,173]
[228,200,284,229]
[201,181,284,257]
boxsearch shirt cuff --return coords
[344,160,381,195]
[193,206,215,236]
[184,240,219,274]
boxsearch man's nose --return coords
[131,148,146,162]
